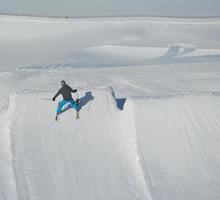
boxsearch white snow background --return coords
[0,11,220,200]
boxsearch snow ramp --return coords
[7,90,220,200]
[124,95,220,200]
[8,89,151,200]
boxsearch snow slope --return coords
[4,89,220,200]
[1,16,220,71]
[18,45,220,70]
[126,95,220,199]
[8,89,151,200]
[0,15,220,200]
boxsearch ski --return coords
[55,114,58,121]
[55,101,60,121]
[76,111,79,119]
[75,95,80,119]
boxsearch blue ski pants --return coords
[57,98,78,114]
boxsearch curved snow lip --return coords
[166,43,196,57]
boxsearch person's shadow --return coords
[78,91,94,110]
[60,91,94,114]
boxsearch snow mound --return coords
[1,15,220,71]
[8,89,150,200]
[124,95,220,199]
[18,45,220,71]
[166,43,196,57]
[5,88,220,200]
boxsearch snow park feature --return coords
[0,6,220,200]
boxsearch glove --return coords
[76,98,80,104]
[52,97,56,101]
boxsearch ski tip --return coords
[76,111,79,119]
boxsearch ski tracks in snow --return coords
[4,90,220,200]
[9,90,152,200]
[180,97,220,199]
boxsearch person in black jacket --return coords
[52,80,78,115]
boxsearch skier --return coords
[52,80,79,120]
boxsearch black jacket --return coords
[53,84,77,100]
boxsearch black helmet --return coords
[61,80,66,86]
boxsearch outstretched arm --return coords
[69,86,77,93]
[52,89,61,101]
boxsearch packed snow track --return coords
[5,89,220,200]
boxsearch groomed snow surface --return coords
[0,16,220,200]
